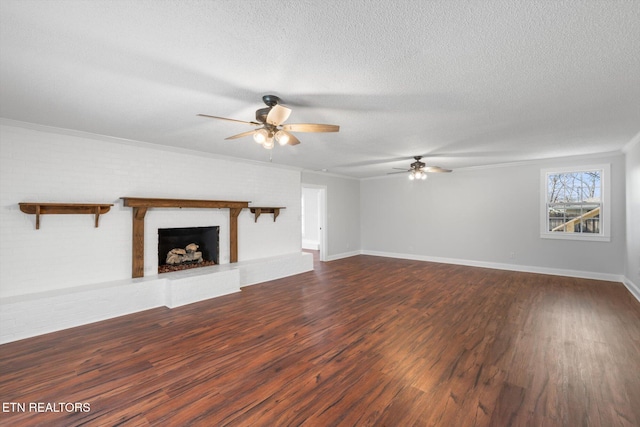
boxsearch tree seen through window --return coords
[547,170,601,234]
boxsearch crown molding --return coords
[622,130,640,153]
[0,118,302,173]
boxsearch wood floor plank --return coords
[1,254,639,426]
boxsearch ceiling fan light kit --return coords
[199,95,339,150]
[409,169,427,180]
[389,156,453,181]
[254,128,269,144]
[252,128,290,149]
[275,130,290,145]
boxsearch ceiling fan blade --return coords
[282,123,340,133]
[197,114,261,126]
[266,105,292,126]
[424,166,452,173]
[283,131,300,145]
[224,129,257,140]
[387,171,409,175]
[392,168,410,171]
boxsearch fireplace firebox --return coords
[158,226,219,273]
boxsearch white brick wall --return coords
[0,121,310,342]
[1,122,302,297]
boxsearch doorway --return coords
[301,185,327,262]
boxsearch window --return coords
[540,164,610,241]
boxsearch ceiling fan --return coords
[389,156,452,180]
[198,95,339,149]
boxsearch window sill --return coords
[540,233,610,242]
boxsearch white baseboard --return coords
[623,277,640,303]
[0,252,313,344]
[326,250,362,261]
[360,250,625,283]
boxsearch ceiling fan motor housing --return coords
[256,95,281,123]
[411,156,426,170]
[255,107,271,123]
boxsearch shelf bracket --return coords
[249,207,285,222]
[35,205,41,230]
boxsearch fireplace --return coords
[158,226,219,273]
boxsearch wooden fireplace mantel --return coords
[120,197,249,210]
[121,197,250,278]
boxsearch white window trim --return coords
[540,163,611,242]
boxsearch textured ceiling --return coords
[1,0,639,178]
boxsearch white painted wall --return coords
[361,153,626,279]
[301,187,320,250]
[301,171,360,260]
[625,138,640,299]
[0,122,302,298]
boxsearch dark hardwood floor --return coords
[1,254,639,426]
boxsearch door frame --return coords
[301,184,327,262]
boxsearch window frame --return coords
[539,164,611,242]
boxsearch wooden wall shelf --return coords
[19,202,113,230]
[120,197,250,278]
[249,207,285,222]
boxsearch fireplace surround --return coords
[121,197,249,278]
